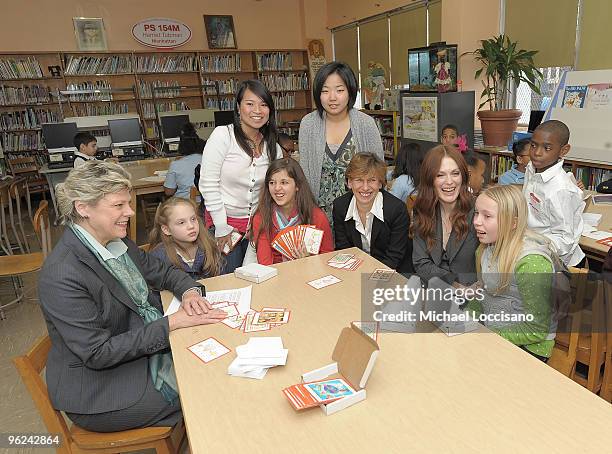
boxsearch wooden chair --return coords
[599,280,611,402]
[0,200,50,318]
[7,155,48,197]
[13,335,186,454]
[549,268,607,393]
[9,177,34,253]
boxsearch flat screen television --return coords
[408,43,458,93]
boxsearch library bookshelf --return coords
[361,109,399,161]
[0,49,312,175]
[476,146,612,190]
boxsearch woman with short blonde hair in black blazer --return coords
[39,160,226,432]
[412,145,479,286]
[332,153,413,273]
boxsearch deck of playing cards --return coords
[212,301,291,333]
[327,253,363,271]
[272,224,323,259]
[283,378,356,410]
[228,337,288,379]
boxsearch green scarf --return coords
[70,225,178,403]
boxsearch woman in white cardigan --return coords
[199,80,282,272]
[299,61,384,221]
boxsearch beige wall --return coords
[327,0,418,28]
[0,0,318,51]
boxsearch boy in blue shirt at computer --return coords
[499,138,530,185]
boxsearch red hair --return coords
[414,145,473,250]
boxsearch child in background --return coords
[250,157,333,265]
[387,142,425,202]
[523,120,585,267]
[468,185,561,361]
[440,124,459,146]
[149,197,222,280]
[164,122,205,199]
[277,132,295,157]
[464,150,487,195]
[498,138,531,185]
[73,132,98,168]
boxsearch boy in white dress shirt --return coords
[73,132,98,168]
[522,120,585,267]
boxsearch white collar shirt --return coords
[344,192,385,254]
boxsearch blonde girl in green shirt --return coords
[469,185,562,361]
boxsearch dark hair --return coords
[463,150,487,167]
[73,132,96,150]
[511,138,530,162]
[178,122,206,156]
[233,80,278,159]
[250,157,317,244]
[414,145,473,251]
[313,61,358,117]
[392,142,425,190]
[535,120,570,145]
[277,132,294,156]
[441,124,459,137]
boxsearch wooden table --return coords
[581,195,612,262]
[123,158,172,241]
[163,248,612,454]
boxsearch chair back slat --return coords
[33,200,51,257]
[12,336,73,454]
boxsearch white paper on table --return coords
[164,296,181,316]
[205,285,252,315]
[582,213,602,227]
[232,351,288,367]
[581,230,612,240]
[227,361,268,379]
[239,337,284,354]
[582,224,597,234]
[138,176,165,183]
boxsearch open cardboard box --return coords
[300,323,380,415]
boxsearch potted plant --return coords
[465,35,543,146]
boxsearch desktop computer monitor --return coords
[161,114,190,140]
[42,122,78,149]
[108,118,142,143]
[528,110,545,132]
[214,110,234,127]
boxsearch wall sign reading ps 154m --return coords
[132,18,192,49]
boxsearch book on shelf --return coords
[136,55,197,73]
[64,55,132,75]
[139,80,181,98]
[490,154,514,181]
[5,150,47,167]
[0,84,51,105]
[260,72,308,92]
[205,97,235,110]
[0,131,44,152]
[142,101,190,120]
[202,77,237,95]
[200,54,242,73]
[0,108,60,131]
[576,166,612,191]
[65,80,113,101]
[73,103,130,117]
[0,57,44,79]
[257,52,293,71]
[272,92,295,110]
[372,116,394,136]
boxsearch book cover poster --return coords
[402,97,437,141]
[561,86,587,108]
[585,83,612,110]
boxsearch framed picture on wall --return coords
[73,17,108,51]
[204,15,237,49]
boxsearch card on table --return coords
[327,253,354,265]
[188,337,230,363]
[242,311,271,333]
[253,308,290,325]
[369,268,395,281]
[307,274,341,290]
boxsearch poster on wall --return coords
[585,83,612,110]
[402,97,437,141]
[73,18,108,51]
[561,86,587,108]
[132,18,192,48]
[204,15,236,49]
[307,39,326,83]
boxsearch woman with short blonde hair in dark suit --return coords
[39,160,226,432]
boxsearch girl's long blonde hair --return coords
[148,197,221,277]
[479,185,555,293]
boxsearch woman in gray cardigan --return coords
[299,61,384,220]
